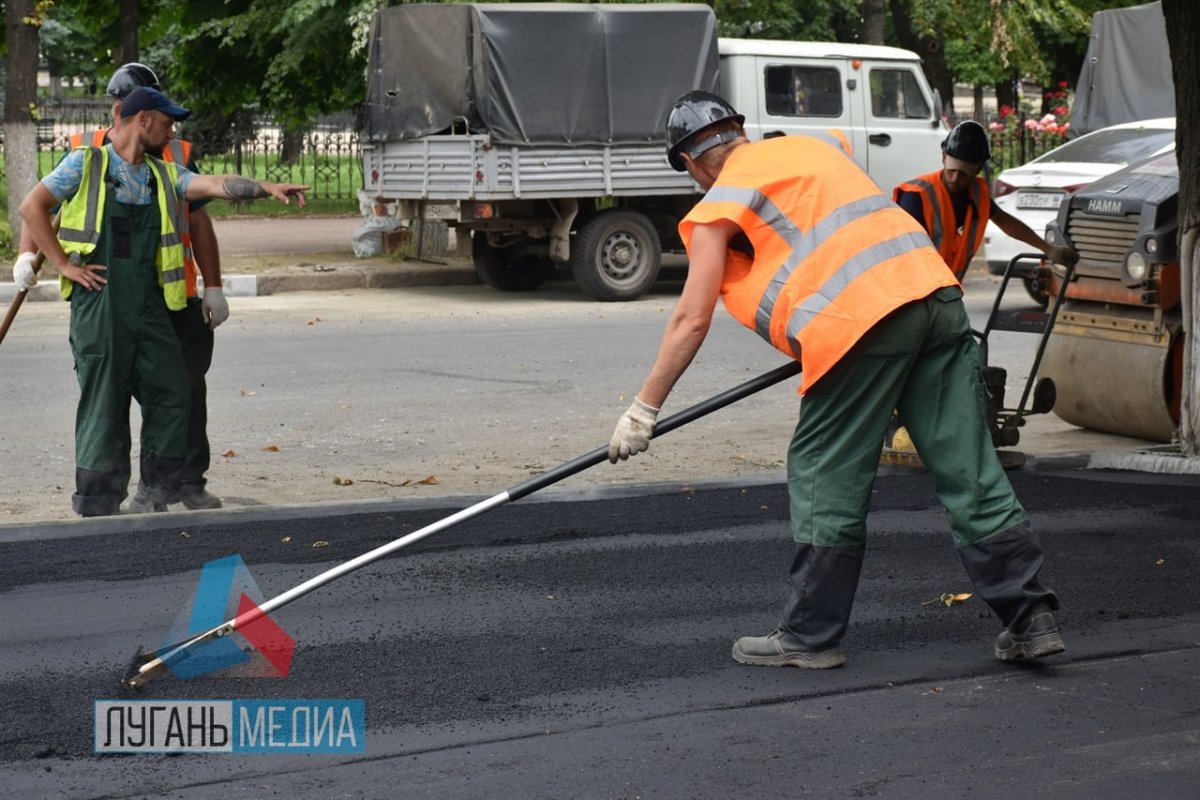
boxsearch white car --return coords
[981,118,1176,279]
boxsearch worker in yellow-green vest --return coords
[14,64,229,512]
[20,86,310,517]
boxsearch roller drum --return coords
[1040,309,1180,443]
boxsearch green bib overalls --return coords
[69,185,190,516]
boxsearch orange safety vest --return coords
[69,130,199,298]
[892,170,989,281]
[680,136,957,394]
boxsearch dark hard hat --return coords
[942,120,991,163]
[105,63,161,99]
[666,91,745,172]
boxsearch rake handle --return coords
[126,360,802,688]
[508,359,802,501]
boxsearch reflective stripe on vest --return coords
[147,156,187,293]
[892,171,989,280]
[58,147,106,247]
[680,136,957,393]
[69,131,199,297]
[57,147,188,310]
[68,130,108,150]
[807,129,853,157]
[161,138,197,297]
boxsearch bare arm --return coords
[188,207,222,288]
[185,175,309,207]
[635,220,734,408]
[19,184,107,290]
[17,216,38,254]
[991,204,1052,254]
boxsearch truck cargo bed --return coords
[363,137,697,202]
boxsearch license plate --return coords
[1015,191,1064,210]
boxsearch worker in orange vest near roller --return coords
[608,91,1064,669]
[893,120,1077,282]
[14,63,227,512]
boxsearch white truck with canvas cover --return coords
[361,3,946,300]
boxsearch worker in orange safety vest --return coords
[607,91,1065,670]
[893,120,1077,282]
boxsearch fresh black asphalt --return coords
[1,464,1198,798]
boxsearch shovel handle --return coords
[0,216,60,347]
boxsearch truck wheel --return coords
[571,211,661,301]
[472,235,555,292]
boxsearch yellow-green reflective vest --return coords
[58,146,188,310]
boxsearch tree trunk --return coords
[888,0,953,119]
[1162,0,1200,453]
[861,0,887,45]
[4,0,41,238]
[994,79,1017,113]
[280,128,306,167]
[974,85,984,121]
[115,0,139,66]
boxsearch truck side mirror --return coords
[932,89,944,128]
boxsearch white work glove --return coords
[202,287,230,330]
[13,252,38,291]
[608,397,660,464]
[1045,243,1079,267]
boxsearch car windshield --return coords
[1036,128,1175,165]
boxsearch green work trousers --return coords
[787,285,1027,549]
[69,195,189,516]
[168,298,215,495]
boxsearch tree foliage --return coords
[3,0,1170,136]
[713,0,861,42]
[167,0,377,140]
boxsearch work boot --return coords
[178,488,222,510]
[732,629,846,669]
[958,521,1059,628]
[995,605,1065,662]
[128,491,167,514]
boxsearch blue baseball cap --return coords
[119,86,191,121]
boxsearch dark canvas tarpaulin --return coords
[1070,1,1175,138]
[366,3,719,145]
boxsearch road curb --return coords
[0,261,479,302]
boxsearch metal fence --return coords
[26,100,1067,200]
[32,99,363,202]
[979,107,1069,173]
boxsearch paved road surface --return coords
[2,468,1198,798]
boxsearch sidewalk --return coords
[0,215,478,302]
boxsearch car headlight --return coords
[1125,251,1148,282]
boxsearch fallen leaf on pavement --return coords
[223,449,237,458]
[417,475,439,485]
[922,592,973,607]
[312,540,330,548]
[262,444,281,452]
[333,476,354,486]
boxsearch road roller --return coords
[1038,149,1183,442]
